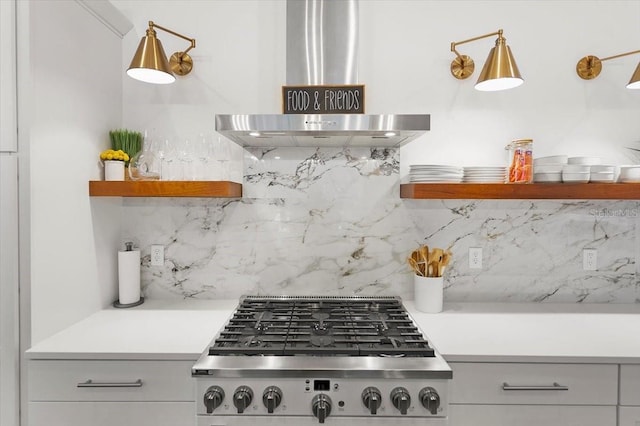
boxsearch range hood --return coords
[215,0,430,148]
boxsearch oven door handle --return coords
[502,382,569,391]
[77,379,143,388]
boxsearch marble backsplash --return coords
[122,147,640,303]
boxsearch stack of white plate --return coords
[590,165,617,183]
[533,156,567,183]
[562,164,590,183]
[462,166,507,183]
[409,165,464,183]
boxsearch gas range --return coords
[192,296,451,425]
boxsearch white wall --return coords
[112,0,640,165]
[26,1,125,344]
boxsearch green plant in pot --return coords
[109,129,142,166]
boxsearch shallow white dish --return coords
[589,165,616,173]
[534,172,562,183]
[590,172,615,183]
[533,155,568,165]
[618,165,640,182]
[568,156,601,165]
[562,164,590,173]
[534,164,564,173]
[562,171,590,183]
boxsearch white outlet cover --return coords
[583,248,597,271]
[469,247,482,269]
[151,245,164,266]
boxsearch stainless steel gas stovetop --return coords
[192,296,452,426]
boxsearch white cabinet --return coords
[449,362,618,426]
[0,0,17,152]
[28,360,196,426]
[619,365,640,426]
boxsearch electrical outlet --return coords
[583,248,597,271]
[151,245,164,266]
[469,247,482,269]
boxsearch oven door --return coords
[197,415,448,426]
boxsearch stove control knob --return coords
[419,387,440,415]
[361,387,382,415]
[390,387,411,415]
[204,386,225,414]
[312,393,332,423]
[233,386,254,414]
[262,386,283,413]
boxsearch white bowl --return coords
[567,156,601,165]
[618,165,640,182]
[590,172,615,182]
[562,164,590,173]
[534,155,568,165]
[534,172,562,183]
[589,165,616,173]
[533,164,564,173]
[562,171,590,183]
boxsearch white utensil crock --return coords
[414,275,443,313]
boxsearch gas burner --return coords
[365,302,385,312]
[311,322,331,335]
[254,322,269,333]
[309,335,335,347]
[374,322,389,335]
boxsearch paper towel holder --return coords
[113,297,144,309]
[114,241,144,308]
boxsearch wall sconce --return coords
[127,21,196,85]
[450,29,524,91]
[576,50,640,89]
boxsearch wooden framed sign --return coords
[282,85,365,114]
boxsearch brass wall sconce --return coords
[450,29,524,91]
[576,50,640,89]
[127,21,196,85]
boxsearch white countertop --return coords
[26,300,640,364]
[26,299,237,360]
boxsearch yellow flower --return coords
[100,148,129,162]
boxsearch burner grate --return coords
[208,296,435,357]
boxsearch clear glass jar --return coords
[506,139,533,183]
[128,135,160,180]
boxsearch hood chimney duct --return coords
[286,0,359,86]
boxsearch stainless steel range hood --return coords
[215,0,430,148]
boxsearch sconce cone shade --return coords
[127,29,176,84]
[627,62,640,89]
[475,38,523,91]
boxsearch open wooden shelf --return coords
[89,181,242,198]
[400,183,640,200]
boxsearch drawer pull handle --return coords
[77,379,143,388]
[502,382,569,391]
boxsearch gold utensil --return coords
[407,256,424,277]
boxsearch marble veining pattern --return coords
[122,148,639,303]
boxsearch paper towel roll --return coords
[118,250,141,305]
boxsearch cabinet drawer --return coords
[620,365,640,405]
[619,406,640,426]
[29,401,194,426]
[29,360,194,402]
[450,404,616,426]
[450,362,618,405]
